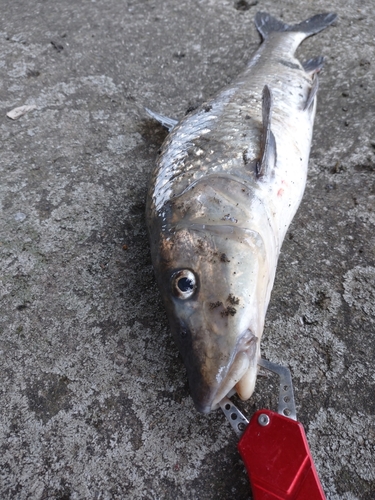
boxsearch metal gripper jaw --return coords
[219,358,297,437]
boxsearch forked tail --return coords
[255,12,337,41]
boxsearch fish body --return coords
[146,12,336,413]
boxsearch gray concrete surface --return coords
[0,1,374,499]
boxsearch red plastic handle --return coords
[238,409,326,500]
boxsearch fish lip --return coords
[193,401,214,414]
[235,328,258,353]
[191,328,257,414]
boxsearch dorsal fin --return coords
[145,108,178,132]
[304,74,319,111]
[256,85,277,178]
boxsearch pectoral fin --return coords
[256,85,277,178]
[145,107,178,132]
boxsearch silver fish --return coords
[146,12,337,413]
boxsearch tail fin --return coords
[255,12,337,41]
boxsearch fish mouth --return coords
[193,329,259,414]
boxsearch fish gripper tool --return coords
[220,359,326,500]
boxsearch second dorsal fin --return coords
[302,56,324,75]
[256,85,277,178]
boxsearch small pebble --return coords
[14,212,26,222]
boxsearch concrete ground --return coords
[0,0,374,498]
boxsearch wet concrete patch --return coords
[26,373,72,424]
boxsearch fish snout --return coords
[209,329,258,408]
[182,325,259,414]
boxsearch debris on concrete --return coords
[6,104,37,120]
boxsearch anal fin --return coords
[145,107,178,132]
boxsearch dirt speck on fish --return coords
[146,12,337,413]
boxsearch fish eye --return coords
[172,270,197,299]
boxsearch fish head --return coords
[153,221,271,414]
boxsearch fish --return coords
[146,12,337,414]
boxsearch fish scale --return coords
[146,11,337,413]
